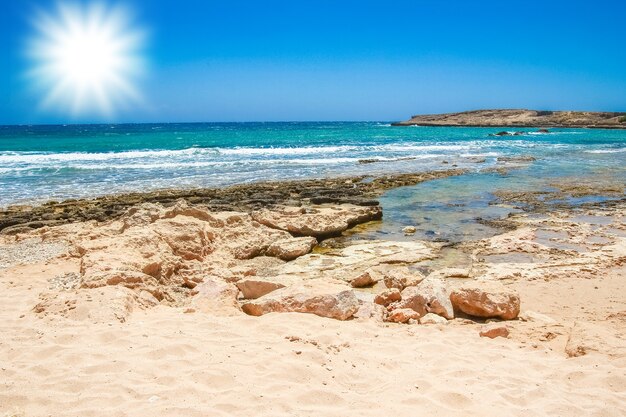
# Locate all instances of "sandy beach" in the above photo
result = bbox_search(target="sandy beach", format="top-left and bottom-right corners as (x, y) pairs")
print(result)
(2, 0), (625, 415)
(1, 174), (624, 417)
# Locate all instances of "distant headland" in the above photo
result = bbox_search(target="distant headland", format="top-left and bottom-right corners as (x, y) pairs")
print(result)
(392, 109), (626, 129)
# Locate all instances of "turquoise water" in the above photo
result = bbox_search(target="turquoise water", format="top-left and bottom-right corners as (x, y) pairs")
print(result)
(1, 123), (625, 213)
(356, 171), (623, 243)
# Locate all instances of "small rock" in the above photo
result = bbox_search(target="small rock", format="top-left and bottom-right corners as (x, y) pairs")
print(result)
(350, 271), (377, 288)
(402, 226), (416, 234)
(479, 323), (509, 339)
(386, 308), (420, 324)
(236, 276), (297, 299)
(419, 313), (448, 325)
(374, 288), (402, 306)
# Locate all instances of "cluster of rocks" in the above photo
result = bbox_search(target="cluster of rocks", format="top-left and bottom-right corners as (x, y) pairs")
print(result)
(26, 199), (522, 334)
(460, 202), (626, 284)
(489, 129), (549, 137)
(30, 200), (381, 313)
(491, 181), (625, 213)
(372, 271), (519, 326)
(227, 255), (520, 329)
(22, 195), (625, 358)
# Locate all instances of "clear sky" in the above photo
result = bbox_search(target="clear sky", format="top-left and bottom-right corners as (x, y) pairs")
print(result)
(1, 0), (625, 124)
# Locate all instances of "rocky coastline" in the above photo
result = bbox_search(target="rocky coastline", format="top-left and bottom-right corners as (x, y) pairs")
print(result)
(1, 169), (625, 416)
(1, 169), (623, 332)
(392, 109), (626, 129)
(0, 169), (467, 235)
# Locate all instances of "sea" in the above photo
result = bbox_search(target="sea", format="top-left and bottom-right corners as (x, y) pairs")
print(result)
(1, 122), (625, 241)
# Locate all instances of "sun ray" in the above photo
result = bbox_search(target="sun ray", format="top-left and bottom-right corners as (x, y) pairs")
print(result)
(27, 1), (146, 118)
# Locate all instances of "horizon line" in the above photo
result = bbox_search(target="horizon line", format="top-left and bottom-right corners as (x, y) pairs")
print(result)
(1, 120), (394, 127)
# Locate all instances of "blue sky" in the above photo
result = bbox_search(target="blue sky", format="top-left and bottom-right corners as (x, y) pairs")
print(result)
(1, 0), (625, 124)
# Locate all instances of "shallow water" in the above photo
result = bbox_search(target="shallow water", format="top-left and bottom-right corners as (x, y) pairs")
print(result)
(368, 173), (522, 242)
(357, 166), (624, 243)
(481, 253), (540, 264)
(533, 230), (588, 253)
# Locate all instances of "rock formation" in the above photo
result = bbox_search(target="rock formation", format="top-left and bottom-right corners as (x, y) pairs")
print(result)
(393, 109), (626, 129)
(450, 284), (520, 320)
(240, 278), (360, 320)
(390, 278), (454, 320)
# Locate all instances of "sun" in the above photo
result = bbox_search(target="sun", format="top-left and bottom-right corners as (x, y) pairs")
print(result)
(28, 2), (146, 118)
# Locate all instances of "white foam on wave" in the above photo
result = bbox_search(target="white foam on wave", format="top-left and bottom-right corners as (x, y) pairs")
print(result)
(460, 152), (499, 158)
(216, 146), (360, 156)
(0, 148), (216, 164)
(584, 148), (626, 154)
(0, 157), (367, 172)
(357, 154), (440, 161)
(217, 144), (470, 155)
(0, 143), (476, 165)
(1, 140), (603, 175)
(379, 144), (470, 152)
(476, 140), (577, 150)
(0, 146), (367, 163)
(0, 167), (29, 174)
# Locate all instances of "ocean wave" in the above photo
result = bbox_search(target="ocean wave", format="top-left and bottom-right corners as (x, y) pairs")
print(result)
(0, 143), (477, 164)
(218, 144), (471, 155)
(584, 148), (626, 154)
(0, 157), (367, 172)
(0, 146), (360, 163)
(0, 148), (217, 163)
(459, 152), (499, 158)
(0, 141), (607, 173)
(377, 144), (471, 152)
(216, 146), (360, 156)
(0, 152), (472, 173)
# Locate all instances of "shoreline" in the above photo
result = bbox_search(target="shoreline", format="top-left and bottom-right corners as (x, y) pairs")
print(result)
(0, 169), (468, 234)
(2, 166), (624, 238)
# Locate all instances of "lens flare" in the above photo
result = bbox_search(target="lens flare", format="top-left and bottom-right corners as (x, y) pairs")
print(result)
(27, 2), (146, 118)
